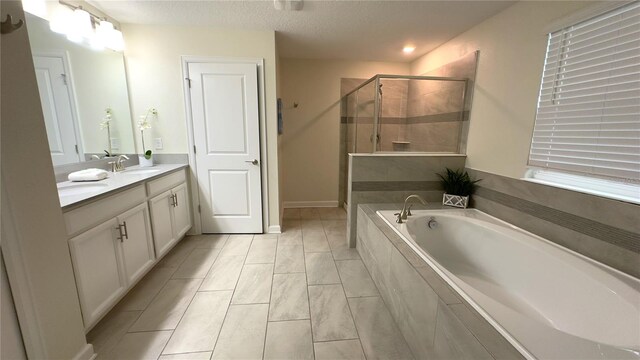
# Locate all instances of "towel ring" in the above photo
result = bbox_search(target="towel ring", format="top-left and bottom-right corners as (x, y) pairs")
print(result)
(1, 14), (24, 35)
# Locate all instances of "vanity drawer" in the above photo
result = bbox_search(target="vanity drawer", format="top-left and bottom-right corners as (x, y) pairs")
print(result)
(64, 185), (147, 237)
(146, 169), (186, 197)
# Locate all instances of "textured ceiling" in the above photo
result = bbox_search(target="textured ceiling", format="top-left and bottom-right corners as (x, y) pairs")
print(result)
(89, 0), (515, 62)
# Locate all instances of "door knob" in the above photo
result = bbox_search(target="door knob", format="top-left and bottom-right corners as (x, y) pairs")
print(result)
(245, 159), (259, 165)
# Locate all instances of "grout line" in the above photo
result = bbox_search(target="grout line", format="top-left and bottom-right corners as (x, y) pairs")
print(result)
(158, 349), (213, 356)
(326, 218), (368, 360)
(170, 234), (252, 359)
(267, 317), (311, 323)
(156, 278), (204, 356)
(311, 338), (363, 344)
(258, 236), (273, 359)
(125, 329), (178, 335)
(302, 219), (316, 349)
(211, 235), (256, 357)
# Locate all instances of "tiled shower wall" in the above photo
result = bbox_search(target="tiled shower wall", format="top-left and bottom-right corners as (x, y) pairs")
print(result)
(406, 50), (478, 153)
(338, 51), (478, 206)
(468, 169), (640, 278)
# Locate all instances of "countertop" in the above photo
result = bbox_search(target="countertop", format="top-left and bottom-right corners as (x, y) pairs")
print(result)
(57, 164), (188, 210)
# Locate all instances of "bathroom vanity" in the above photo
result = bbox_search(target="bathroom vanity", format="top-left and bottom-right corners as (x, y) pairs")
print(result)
(58, 165), (191, 330)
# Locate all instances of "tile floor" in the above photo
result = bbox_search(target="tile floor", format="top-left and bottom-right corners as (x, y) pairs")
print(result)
(88, 207), (413, 360)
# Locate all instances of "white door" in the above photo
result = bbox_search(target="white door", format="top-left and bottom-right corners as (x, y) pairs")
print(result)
(188, 62), (263, 233)
(117, 203), (155, 285)
(33, 55), (81, 166)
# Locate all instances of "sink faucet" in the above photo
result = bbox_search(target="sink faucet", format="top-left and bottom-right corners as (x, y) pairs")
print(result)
(395, 194), (428, 224)
(108, 155), (129, 172)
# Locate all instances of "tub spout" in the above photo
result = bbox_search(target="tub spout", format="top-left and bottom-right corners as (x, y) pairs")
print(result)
(397, 194), (428, 223)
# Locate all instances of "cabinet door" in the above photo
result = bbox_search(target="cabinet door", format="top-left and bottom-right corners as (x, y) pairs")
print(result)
(69, 218), (125, 328)
(172, 183), (192, 239)
(149, 190), (176, 258)
(117, 203), (155, 286)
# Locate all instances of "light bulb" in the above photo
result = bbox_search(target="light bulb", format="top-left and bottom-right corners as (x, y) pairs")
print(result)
(49, 4), (73, 34)
(403, 46), (416, 54)
(91, 20), (114, 50)
(21, 0), (46, 18)
(108, 29), (125, 51)
(67, 8), (92, 43)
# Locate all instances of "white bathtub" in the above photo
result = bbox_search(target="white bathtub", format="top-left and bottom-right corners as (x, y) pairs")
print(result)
(377, 209), (640, 360)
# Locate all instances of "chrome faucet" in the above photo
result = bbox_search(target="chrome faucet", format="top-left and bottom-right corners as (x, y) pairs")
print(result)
(395, 194), (428, 224)
(109, 155), (129, 172)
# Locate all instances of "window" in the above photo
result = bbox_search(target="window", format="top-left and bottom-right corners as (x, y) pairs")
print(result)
(527, 1), (640, 203)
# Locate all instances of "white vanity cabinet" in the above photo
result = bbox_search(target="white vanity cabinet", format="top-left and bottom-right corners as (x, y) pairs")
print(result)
(63, 167), (192, 331)
(147, 171), (191, 258)
(67, 198), (155, 328)
(68, 218), (126, 329)
(117, 203), (156, 284)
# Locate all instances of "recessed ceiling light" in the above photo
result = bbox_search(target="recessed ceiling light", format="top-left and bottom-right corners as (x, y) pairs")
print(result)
(403, 46), (416, 54)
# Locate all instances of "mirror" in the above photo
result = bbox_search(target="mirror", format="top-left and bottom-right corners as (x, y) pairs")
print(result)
(25, 13), (135, 166)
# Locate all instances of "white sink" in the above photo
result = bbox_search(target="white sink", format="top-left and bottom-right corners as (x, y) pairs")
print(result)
(58, 182), (110, 197)
(123, 168), (161, 175)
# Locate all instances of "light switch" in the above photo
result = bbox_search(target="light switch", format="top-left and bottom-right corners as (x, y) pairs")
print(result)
(154, 138), (163, 150)
(110, 138), (120, 150)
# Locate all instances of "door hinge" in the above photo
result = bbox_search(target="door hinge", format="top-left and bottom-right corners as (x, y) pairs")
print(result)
(185, 77), (191, 88)
(193, 145), (197, 154)
(198, 204), (201, 213)
(74, 144), (79, 154)
(61, 74), (67, 85)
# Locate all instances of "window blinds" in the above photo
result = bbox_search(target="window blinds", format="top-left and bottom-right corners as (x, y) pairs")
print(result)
(529, 1), (640, 182)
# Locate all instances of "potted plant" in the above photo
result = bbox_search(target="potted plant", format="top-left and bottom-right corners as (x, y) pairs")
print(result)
(137, 107), (157, 167)
(437, 168), (480, 209)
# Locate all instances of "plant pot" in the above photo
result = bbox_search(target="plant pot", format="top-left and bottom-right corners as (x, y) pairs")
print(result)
(138, 155), (154, 167)
(442, 193), (469, 208)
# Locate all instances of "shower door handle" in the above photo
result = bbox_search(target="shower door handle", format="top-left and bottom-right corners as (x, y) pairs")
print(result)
(245, 159), (259, 165)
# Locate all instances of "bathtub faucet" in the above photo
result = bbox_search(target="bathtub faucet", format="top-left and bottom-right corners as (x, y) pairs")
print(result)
(395, 194), (428, 223)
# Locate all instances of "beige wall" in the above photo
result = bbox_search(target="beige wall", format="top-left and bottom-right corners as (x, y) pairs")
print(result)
(280, 58), (410, 205)
(122, 24), (281, 229)
(1, 1), (92, 358)
(410, 1), (599, 179)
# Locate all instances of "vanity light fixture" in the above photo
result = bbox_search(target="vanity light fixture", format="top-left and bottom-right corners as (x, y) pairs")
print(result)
(47, 1), (125, 51)
(109, 28), (125, 52)
(94, 19), (123, 50)
(403, 45), (416, 54)
(48, 3), (73, 35)
(274, 0), (303, 11)
(66, 7), (92, 43)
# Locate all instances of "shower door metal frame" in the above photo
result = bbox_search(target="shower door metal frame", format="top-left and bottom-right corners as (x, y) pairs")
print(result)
(372, 77), (380, 152)
(343, 74), (469, 154)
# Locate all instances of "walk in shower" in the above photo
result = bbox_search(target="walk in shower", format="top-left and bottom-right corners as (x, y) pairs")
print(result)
(338, 73), (473, 206)
(341, 74), (470, 154)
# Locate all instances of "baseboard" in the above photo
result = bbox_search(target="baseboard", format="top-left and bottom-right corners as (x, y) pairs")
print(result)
(73, 344), (95, 360)
(283, 201), (339, 208)
(268, 225), (282, 234)
(280, 204), (285, 224)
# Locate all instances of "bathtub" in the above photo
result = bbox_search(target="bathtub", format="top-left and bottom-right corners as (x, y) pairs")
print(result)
(377, 209), (640, 360)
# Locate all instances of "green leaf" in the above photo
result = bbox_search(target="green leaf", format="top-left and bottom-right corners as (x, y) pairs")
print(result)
(436, 168), (481, 196)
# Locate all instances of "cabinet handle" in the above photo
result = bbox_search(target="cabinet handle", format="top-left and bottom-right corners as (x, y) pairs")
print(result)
(174, 193), (179, 207)
(116, 223), (125, 242)
(170, 194), (176, 207)
(122, 221), (129, 240)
